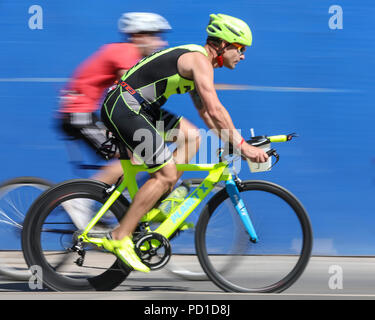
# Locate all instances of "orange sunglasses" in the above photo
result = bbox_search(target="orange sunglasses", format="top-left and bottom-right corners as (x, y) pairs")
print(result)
(232, 43), (246, 55)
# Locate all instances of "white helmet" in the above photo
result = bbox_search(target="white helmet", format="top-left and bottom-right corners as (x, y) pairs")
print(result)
(118, 12), (171, 34)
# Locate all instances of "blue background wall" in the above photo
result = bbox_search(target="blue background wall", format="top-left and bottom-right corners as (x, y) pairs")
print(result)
(0, 1), (374, 255)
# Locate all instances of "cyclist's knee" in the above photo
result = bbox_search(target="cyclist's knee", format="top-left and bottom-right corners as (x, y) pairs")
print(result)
(154, 162), (178, 193)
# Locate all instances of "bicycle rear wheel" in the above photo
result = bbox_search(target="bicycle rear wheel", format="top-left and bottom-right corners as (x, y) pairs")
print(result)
(195, 180), (313, 293)
(0, 177), (53, 280)
(22, 179), (130, 291)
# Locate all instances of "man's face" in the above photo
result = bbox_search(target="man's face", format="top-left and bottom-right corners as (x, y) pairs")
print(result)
(131, 33), (168, 57)
(222, 43), (246, 69)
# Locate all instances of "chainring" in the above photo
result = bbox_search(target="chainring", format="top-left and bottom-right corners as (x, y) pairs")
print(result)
(133, 232), (171, 270)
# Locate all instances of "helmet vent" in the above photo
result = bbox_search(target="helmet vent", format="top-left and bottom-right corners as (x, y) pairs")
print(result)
(213, 23), (222, 31)
(225, 25), (240, 37)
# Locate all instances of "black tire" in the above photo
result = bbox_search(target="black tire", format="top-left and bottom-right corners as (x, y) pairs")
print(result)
(0, 177), (53, 280)
(195, 180), (313, 293)
(22, 179), (131, 291)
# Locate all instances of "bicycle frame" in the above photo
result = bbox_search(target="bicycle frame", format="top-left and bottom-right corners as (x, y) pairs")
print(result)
(78, 133), (294, 245)
(79, 159), (259, 245)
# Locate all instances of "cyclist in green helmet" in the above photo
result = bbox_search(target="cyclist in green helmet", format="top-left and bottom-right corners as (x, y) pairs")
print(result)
(205, 13), (252, 67)
(99, 13), (268, 272)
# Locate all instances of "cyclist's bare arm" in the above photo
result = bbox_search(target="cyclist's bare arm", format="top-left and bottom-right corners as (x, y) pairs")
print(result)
(189, 89), (219, 134)
(190, 89), (247, 153)
(180, 52), (268, 163)
(190, 89), (249, 153)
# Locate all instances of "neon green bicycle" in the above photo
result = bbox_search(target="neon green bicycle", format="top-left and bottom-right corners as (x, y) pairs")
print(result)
(22, 133), (313, 292)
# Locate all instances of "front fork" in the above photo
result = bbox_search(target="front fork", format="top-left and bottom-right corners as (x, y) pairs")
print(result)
(225, 178), (259, 243)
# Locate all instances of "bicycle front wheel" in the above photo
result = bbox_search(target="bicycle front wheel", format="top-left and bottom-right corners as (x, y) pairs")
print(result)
(0, 177), (53, 280)
(195, 180), (313, 293)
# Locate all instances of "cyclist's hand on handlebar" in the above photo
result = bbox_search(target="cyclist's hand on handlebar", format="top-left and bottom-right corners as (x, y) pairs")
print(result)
(241, 143), (269, 163)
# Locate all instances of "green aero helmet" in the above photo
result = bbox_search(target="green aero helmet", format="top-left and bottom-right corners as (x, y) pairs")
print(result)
(206, 13), (252, 46)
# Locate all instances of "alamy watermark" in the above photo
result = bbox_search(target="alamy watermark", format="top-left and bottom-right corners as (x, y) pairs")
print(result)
(28, 265), (43, 290)
(26, 5), (344, 31)
(328, 5), (343, 30)
(328, 265), (343, 290)
(28, 5), (43, 30)
(131, 123), (245, 171)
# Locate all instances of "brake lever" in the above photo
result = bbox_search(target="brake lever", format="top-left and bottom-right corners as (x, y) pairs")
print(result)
(267, 148), (277, 157)
(287, 133), (299, 140)
(267, 149), (280, 168)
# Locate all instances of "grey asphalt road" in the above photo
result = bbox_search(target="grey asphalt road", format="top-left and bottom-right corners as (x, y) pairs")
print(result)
(1, 255), (375, 300)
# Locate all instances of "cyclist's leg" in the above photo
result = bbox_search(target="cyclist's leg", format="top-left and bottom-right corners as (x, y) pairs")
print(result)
(159, 110), (201, 178)
(111, 161), (178, 240)
(91, 159), (123, 185)
(100, 96), (181, 271)
(170, 118), (201, 175)
(57, 112), (120, 229)
(101, 104), (180, 239)
(59, 112), (121, 183)
(101, 159), (177, 273)
(59, 112), (108, 154)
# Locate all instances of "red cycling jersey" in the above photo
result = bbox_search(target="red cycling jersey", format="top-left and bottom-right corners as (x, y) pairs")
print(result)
(59, 42), (141, 113)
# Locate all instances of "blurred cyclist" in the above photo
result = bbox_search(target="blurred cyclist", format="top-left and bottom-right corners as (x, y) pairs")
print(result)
(57, 12), (171, 184)
(56, 13), (171, 228)
(99, 13), (269, 272)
